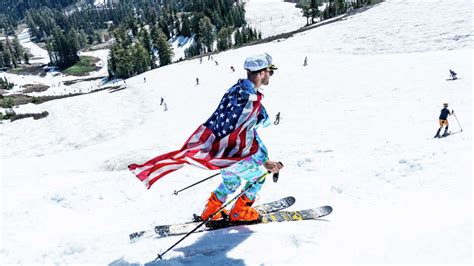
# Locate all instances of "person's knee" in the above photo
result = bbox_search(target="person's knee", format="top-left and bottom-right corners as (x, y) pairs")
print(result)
(223, 178), (241, 193)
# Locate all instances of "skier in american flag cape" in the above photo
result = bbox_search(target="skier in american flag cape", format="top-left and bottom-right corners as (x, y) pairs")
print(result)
(128, 53), (284, 222)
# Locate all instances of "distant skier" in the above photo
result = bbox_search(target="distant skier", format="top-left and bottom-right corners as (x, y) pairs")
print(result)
(215, 61), (219, 66)
(163, 102), (168, 111)
(303, 56), (308, 66)
(230, 66), (235, 72)
(144, 77), (146, 83)
(449, 69), (457, 80)
(160, 97), (164, 106)
(196, 77), (199, 85)
(200, 57), (203, 64)
(434, 103), (454, 138)
(128, 53), (283, 223)
(274, 112), (281, 125)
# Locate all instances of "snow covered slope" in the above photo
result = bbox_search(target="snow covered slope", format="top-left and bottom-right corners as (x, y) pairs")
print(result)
(245, 0), (307, 38)
(1, 0), (472, 264)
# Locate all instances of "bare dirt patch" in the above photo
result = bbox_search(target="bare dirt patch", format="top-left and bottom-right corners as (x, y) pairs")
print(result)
(8, 64), (47, 77)
(21, 83), (50, 93)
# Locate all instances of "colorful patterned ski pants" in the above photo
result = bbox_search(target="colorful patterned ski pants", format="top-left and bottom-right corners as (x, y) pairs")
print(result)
(213, 152), (267, 202)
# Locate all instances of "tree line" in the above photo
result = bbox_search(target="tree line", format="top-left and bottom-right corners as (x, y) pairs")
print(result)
(108, 0), (262, 79)
(1, 0), (262, 78)
(298, 0), (382, 26)
(0, 36), (28, 69)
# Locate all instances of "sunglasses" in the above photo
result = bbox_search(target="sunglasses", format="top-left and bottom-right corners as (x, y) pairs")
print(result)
(267, 69), (274, 76)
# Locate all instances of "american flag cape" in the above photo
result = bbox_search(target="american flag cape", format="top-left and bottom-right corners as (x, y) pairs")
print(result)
(128, 79), (269, 189)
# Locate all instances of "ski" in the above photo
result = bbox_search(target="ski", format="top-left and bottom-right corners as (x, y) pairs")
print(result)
(253, 196), (295, 214)
(434, 131), (463, 139)
(260, 205), (332, 223)
(153, 205), (332, 238)
(129, 196), (295, 241)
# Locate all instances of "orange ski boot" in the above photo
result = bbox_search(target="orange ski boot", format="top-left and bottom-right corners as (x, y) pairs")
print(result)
(200, 192), (229, 221)
(229, 194), (260, 222)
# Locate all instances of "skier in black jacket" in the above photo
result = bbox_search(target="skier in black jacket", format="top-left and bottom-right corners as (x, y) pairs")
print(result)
(449, 69), (457, 80)
(434, 103), (454, 138)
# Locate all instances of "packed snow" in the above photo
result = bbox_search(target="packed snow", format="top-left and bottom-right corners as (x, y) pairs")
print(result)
(17, 28), (50, 65)
(245, 0), (307, 38)
(1, 0), (472, 264)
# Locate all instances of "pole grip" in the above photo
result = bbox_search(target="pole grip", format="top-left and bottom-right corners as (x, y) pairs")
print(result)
(272, 162), (284, 183)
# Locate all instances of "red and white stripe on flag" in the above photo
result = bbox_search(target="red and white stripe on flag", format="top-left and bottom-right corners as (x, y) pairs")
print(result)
(128, 94), (262, 189)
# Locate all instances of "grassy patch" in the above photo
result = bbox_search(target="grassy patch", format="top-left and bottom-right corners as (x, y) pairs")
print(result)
(63, 56), (100, 76)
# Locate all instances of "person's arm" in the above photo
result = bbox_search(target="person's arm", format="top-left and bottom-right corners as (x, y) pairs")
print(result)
(252, 135), (283, 173)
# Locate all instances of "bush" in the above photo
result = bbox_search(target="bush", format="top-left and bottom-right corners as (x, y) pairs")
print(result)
(8, 110), (48, 122)
(34, 111), (49, 119)
(1, 98), (15, 108)
(0, 77), (14, 90)
(3, 108), (16, 119)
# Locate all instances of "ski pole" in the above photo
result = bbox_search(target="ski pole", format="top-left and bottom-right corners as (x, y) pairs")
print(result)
(154, 171), (274, 261)
(173, 172), (220, 195)
(453, 113), (463, 132)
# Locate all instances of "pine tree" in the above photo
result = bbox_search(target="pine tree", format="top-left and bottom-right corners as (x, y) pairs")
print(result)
(198, 16), (214, 53)
(115, 47), (131, 78)
(180, 14), (192, 37)
(335, 0), (346, 15)
(153, 26), (173, 67)
(184, 40), (202, 58)
(217, 27), (232, 51)
(3, 37), (17, 68)
(107, 45), (119, 78)
(11, 37), (23, 65)
(48, 26), (79, 68)
(66, 30), (79, 67)
(139, 26), (154, 69)
(132, 42), (150, 75)
(23, 52), (30, 64)
(78, 29), (88, 49)
(158, 17), (171, 39)
(301, 5), (311, 26)
(45, 38), (55, 64)
(26, 12), (40, 41)
(0, 52), (4, 68)
(2, 49), (12, 68)
(234, 29), (242, 46)
(310, 0), (320, 24)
